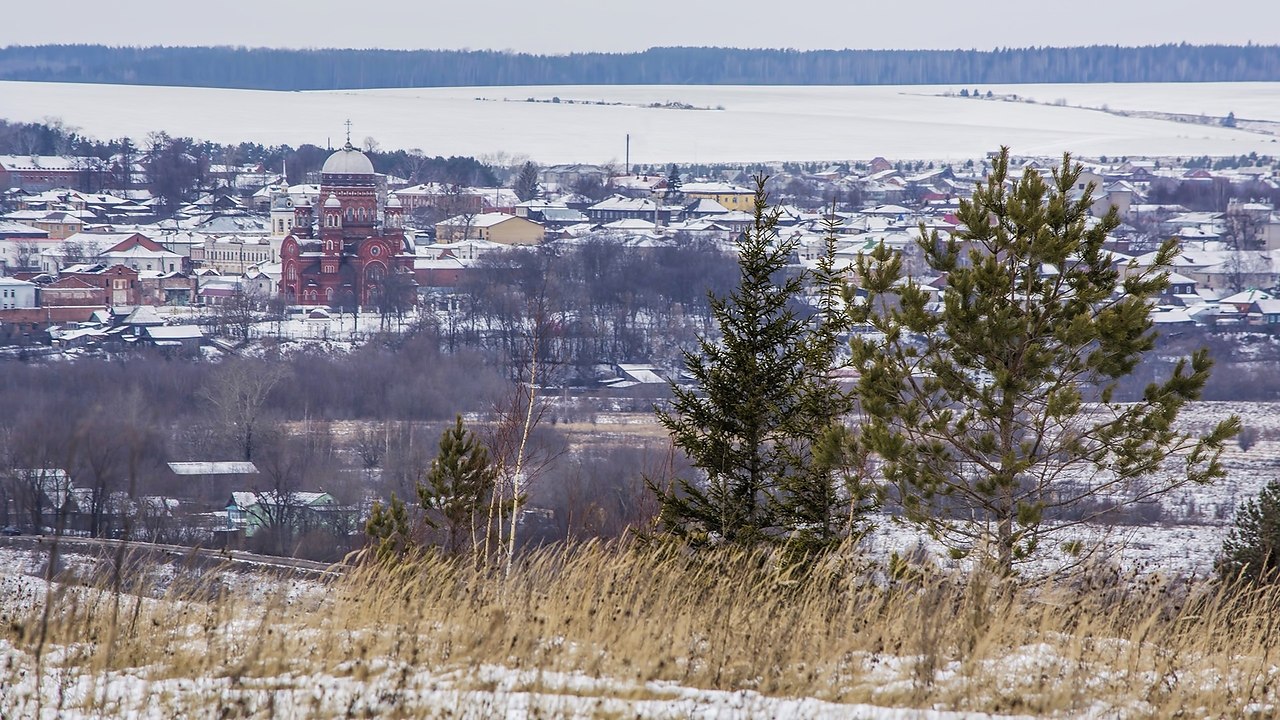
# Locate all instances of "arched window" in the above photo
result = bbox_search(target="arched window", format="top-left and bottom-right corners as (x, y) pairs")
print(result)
(325, 287), (334, 302)
(345, 208), (354, 223)
(357, 207), (366, 222)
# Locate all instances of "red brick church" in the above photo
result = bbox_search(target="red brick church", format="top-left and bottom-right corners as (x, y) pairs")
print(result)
(279, 140), (414, 307)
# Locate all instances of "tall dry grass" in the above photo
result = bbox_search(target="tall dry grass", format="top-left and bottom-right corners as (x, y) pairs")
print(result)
(4, 542), (1280, 717)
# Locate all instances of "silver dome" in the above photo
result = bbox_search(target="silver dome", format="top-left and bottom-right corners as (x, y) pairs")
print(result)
(321, 143), (375, 176)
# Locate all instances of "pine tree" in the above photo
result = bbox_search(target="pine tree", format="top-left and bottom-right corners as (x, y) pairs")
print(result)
(513, 161), (540, 202)
(365, 493), (411, 564)
(653, 178), (868, 547)
(417, 415), (496, 554)
(1220, 480), (1280, 584)
(848, 147), (1239, 574)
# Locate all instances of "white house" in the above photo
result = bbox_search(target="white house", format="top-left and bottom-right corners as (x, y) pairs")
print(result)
(0, 277), (37, 309)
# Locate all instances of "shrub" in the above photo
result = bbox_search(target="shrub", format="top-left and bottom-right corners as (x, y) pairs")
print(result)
(1238, 425), (1261, 452)
(1220, 479), (1280, 583)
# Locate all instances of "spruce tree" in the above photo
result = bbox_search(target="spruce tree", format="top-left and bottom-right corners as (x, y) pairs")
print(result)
(513, 161), (540, 202)
(653, 179), (868, 547)
(665, 164), (683, 202)
(848, 147), (1239, 574)
(775, 212), (878, 551)
(417, 415), (496, 554)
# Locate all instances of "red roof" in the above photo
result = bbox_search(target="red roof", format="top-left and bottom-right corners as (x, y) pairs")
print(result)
(103, 233), (166, 253)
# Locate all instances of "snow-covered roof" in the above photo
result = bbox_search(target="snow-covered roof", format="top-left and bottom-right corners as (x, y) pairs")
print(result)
(0, 220), (50, 237)
(229, 490), (335, 509)
(588, 195), (658, 212)
(437, 212), (530, 229)
(1221, 288), (1274, 305)
(602, 219), (659, 231)
(617, 364), (666, 384)
(0, 155), (87, 171)
(168, 461), (259, 476)
(145, 325), (204, 341)
(684, 198), (729, 214)
(122, 305), (165, 326)
(681, 181), (752, 194)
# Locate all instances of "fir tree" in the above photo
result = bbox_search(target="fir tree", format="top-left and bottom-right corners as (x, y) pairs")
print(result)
(417, 415), (496, 554)
(1220, 479), (1280, 584)
(665, 164), (683, 202)
(653, 179), (868, 547)
(513, 161), (540, 202)
(775, 211), (878, 552)
(848, 147), (1239, 574)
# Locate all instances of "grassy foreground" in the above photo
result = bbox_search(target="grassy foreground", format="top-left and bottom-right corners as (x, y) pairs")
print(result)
(3, 543), (1279, 718)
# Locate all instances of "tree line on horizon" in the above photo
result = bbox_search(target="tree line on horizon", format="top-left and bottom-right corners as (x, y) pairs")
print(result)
(1, 44), (1278, 90)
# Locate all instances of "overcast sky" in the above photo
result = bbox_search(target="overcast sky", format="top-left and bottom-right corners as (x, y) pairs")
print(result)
(1, 1), (1276, 53)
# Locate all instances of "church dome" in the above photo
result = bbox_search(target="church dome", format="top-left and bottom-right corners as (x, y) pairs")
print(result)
(324, 193), (341, 208)
(322, 143), (375, 176)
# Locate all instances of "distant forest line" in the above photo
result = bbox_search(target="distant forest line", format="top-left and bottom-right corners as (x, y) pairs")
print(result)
(1, 44), (1278, 91)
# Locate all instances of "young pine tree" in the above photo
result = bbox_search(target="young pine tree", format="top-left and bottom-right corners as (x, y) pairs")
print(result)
(848, 147), (1239, 574)
(417, 415), (496, 554)
(365, 493), (411, 564)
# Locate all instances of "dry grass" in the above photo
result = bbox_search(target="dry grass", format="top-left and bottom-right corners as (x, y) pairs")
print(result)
(3, 543), (1280, 718)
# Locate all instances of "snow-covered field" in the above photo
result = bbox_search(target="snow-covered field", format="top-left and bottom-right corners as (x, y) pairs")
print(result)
(3, 81), (1279, 163)
(859, 400), (1278, 578)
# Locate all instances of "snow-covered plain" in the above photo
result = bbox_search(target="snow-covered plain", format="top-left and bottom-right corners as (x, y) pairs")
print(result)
(3, 81), (1279, 163)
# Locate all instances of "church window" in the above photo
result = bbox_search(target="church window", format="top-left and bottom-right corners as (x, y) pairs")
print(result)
(345, 208), (354, 222)
(325, 287), (334, 302)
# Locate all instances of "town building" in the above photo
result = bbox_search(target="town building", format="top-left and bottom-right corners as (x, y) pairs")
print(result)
(679, 181), (755, 212)
(435, 212), (545, 245)
(0, 155), (100, 192)
(0, 277), (37, 309)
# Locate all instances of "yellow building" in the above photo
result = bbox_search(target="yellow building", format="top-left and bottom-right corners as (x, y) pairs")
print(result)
(435, 213), (544, 245)
(680, 181), (755, 212)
